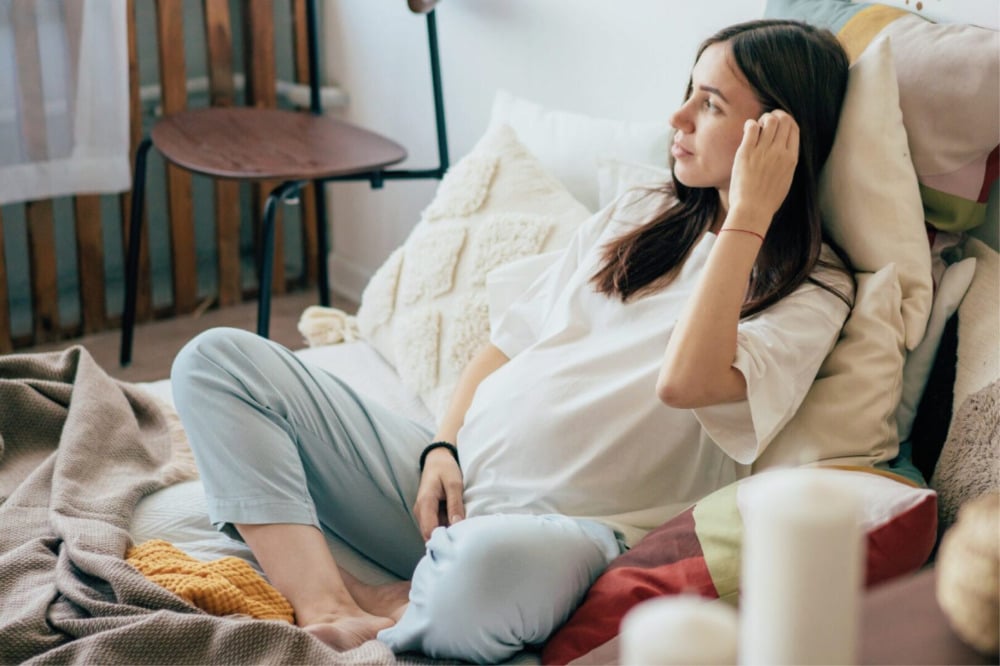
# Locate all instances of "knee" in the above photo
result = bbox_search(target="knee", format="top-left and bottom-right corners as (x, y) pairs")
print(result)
(396, 525), (528, 662)
(170, 327), (265, 404)
(172, 328), (256, 385)
(399, 515), (616, 662)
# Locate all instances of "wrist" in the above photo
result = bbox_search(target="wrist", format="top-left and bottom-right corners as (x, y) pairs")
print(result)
(419, 441), (459, 471)
(724, 205), (772, 234)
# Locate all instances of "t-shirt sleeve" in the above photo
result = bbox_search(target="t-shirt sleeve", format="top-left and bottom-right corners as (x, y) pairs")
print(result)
(692, 266), (853, 465)
(485, 251), (560, 357)
(486, 199), (623, 359)
(488, 188), (672, 359)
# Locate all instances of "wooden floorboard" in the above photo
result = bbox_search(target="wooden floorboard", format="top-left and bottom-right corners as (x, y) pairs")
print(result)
(14, 290), (357, 384)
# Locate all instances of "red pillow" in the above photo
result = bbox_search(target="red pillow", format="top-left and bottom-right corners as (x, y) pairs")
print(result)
(543, 467), (937, 665)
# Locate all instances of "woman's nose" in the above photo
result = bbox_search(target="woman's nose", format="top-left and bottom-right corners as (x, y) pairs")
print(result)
(670, 102), (693, 133)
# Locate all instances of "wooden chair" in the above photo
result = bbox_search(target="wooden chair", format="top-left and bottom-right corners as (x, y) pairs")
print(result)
(119, 0), (448, 366)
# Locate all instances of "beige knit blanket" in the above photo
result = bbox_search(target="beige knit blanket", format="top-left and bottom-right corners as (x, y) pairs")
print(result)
(0, 346), (395, 664)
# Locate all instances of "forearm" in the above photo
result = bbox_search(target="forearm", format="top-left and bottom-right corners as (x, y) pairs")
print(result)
(657, 209), (768, 408)
(433, 342), (510, 444)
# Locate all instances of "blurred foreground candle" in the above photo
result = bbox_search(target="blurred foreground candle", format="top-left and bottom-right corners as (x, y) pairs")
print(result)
(739, 469), (864, 665)
(620, 595), (739, 665)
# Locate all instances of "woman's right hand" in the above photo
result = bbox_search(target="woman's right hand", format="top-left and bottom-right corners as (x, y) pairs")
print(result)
(413, 449), (465, 541)
(727, 109), (800, 231)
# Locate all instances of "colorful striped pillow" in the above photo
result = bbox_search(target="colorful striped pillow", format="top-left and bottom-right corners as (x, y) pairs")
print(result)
(542, 467), (937, 665)
(765, 0), (1000, 233)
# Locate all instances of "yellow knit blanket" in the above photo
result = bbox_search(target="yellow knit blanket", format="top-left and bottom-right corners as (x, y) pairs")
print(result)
(125, 540), (294, 623)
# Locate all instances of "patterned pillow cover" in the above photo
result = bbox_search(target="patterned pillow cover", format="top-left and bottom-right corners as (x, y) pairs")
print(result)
(355, 124), (591, 420)
(542, 467), (937, 665)
(765, 0), (1000, 233)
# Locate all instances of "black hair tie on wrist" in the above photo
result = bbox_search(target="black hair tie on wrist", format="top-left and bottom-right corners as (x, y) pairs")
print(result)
(419, 442), (459, 472)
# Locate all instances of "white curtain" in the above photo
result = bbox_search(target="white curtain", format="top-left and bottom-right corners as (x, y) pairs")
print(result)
(0, 0), (129, 205)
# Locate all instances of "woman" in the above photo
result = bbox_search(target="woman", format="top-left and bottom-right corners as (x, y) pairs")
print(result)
(172, 19), (853, 663)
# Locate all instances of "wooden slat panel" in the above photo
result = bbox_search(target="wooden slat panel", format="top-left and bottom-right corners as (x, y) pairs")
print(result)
(213, 178), (242, 307)
(203, 0), (237, 107)
(203, 0), (242, 307)
(0, 208), (12, 354)
(245, 0), (286, 296)
(244, 0), (278, 109)
(26, 201), (60, 342)
(73, 196), (107, 333)
(292, 0), (318, 288)
(120, 0), (153, 322)
(156, 0), (198, 314)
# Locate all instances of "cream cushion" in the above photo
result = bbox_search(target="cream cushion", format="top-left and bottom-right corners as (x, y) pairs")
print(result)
(819, 37), (931, 351)
(754, 264), (906, 471)
(355, 124), (591, 420)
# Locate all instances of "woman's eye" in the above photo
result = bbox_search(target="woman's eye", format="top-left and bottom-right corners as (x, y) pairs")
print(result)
(702, 98), (718, 112)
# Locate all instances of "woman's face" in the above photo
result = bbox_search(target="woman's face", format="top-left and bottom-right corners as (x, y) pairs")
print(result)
(669, 42), (765, 205)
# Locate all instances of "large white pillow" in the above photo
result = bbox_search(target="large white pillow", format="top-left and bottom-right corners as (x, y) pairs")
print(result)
(597, 157), (672, 210)
(819, 37), (932, 351)
(754, 264), (907, 471)
(355, 124), (591, 420)
(489, 89), (672, 212)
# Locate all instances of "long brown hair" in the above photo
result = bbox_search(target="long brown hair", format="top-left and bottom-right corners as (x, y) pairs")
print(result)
(592, 20), (853, 316)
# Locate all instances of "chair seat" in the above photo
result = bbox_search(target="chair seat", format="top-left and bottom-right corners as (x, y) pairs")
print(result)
(150, 107), (408, 181)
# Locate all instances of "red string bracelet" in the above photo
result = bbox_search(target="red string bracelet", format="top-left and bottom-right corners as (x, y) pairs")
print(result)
(719, 228), (765, 242)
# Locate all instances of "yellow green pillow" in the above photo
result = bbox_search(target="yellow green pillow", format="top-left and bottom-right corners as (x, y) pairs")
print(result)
(766, 0), (999, 233)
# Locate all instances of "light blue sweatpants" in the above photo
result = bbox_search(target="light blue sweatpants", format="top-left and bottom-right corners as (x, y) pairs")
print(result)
(171, 328), (623, 663)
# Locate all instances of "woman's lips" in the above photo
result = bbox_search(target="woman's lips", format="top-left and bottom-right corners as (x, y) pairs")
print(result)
(671, 142), (692, 159)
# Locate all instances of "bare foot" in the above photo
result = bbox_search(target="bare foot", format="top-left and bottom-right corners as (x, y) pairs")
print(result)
(366, 581), (411, 621)
(339, 569), (412, 621)
(303, 610), (395, 650)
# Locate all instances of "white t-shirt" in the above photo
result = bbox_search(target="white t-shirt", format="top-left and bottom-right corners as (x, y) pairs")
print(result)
(456, 192), (853, 546)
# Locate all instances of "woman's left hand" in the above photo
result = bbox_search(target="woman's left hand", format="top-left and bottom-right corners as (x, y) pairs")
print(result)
(413, 448), (465, 541)
(727, 110), (800, 230)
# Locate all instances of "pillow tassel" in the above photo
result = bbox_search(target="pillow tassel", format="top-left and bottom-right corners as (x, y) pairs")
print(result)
(297, 306), (361, 347)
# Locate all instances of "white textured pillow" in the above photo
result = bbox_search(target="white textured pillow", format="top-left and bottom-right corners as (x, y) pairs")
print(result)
(489, 90), (672, 212)
(954, 238), (1000, 412)
(596, 158), (673, 210)
(356, 124), (591, 420)
(819, 37), (932, 351)
(896, 257), (977, 442)
(754, 264), (906, 471)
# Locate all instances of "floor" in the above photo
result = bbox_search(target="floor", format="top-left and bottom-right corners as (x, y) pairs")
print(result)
(16, 290), (358, 384)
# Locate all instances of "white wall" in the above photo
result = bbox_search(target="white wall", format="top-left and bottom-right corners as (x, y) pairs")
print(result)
(320, 0), (761, 301)
(321, 0), (999, 302)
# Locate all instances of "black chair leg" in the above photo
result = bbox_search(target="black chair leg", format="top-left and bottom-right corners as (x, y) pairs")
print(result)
(120, 137), (154, 367)
(313, 180), (330, 307)
(258, 181), (304, 339)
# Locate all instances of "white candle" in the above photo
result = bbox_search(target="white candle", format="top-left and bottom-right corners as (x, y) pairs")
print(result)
(620, 595), (739, 665)
(739, 468), (864, 665)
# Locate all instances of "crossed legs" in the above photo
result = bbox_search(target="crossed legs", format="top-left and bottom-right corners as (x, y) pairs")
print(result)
(171, 328), (431, 647)
(171, 328), (624, 661)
